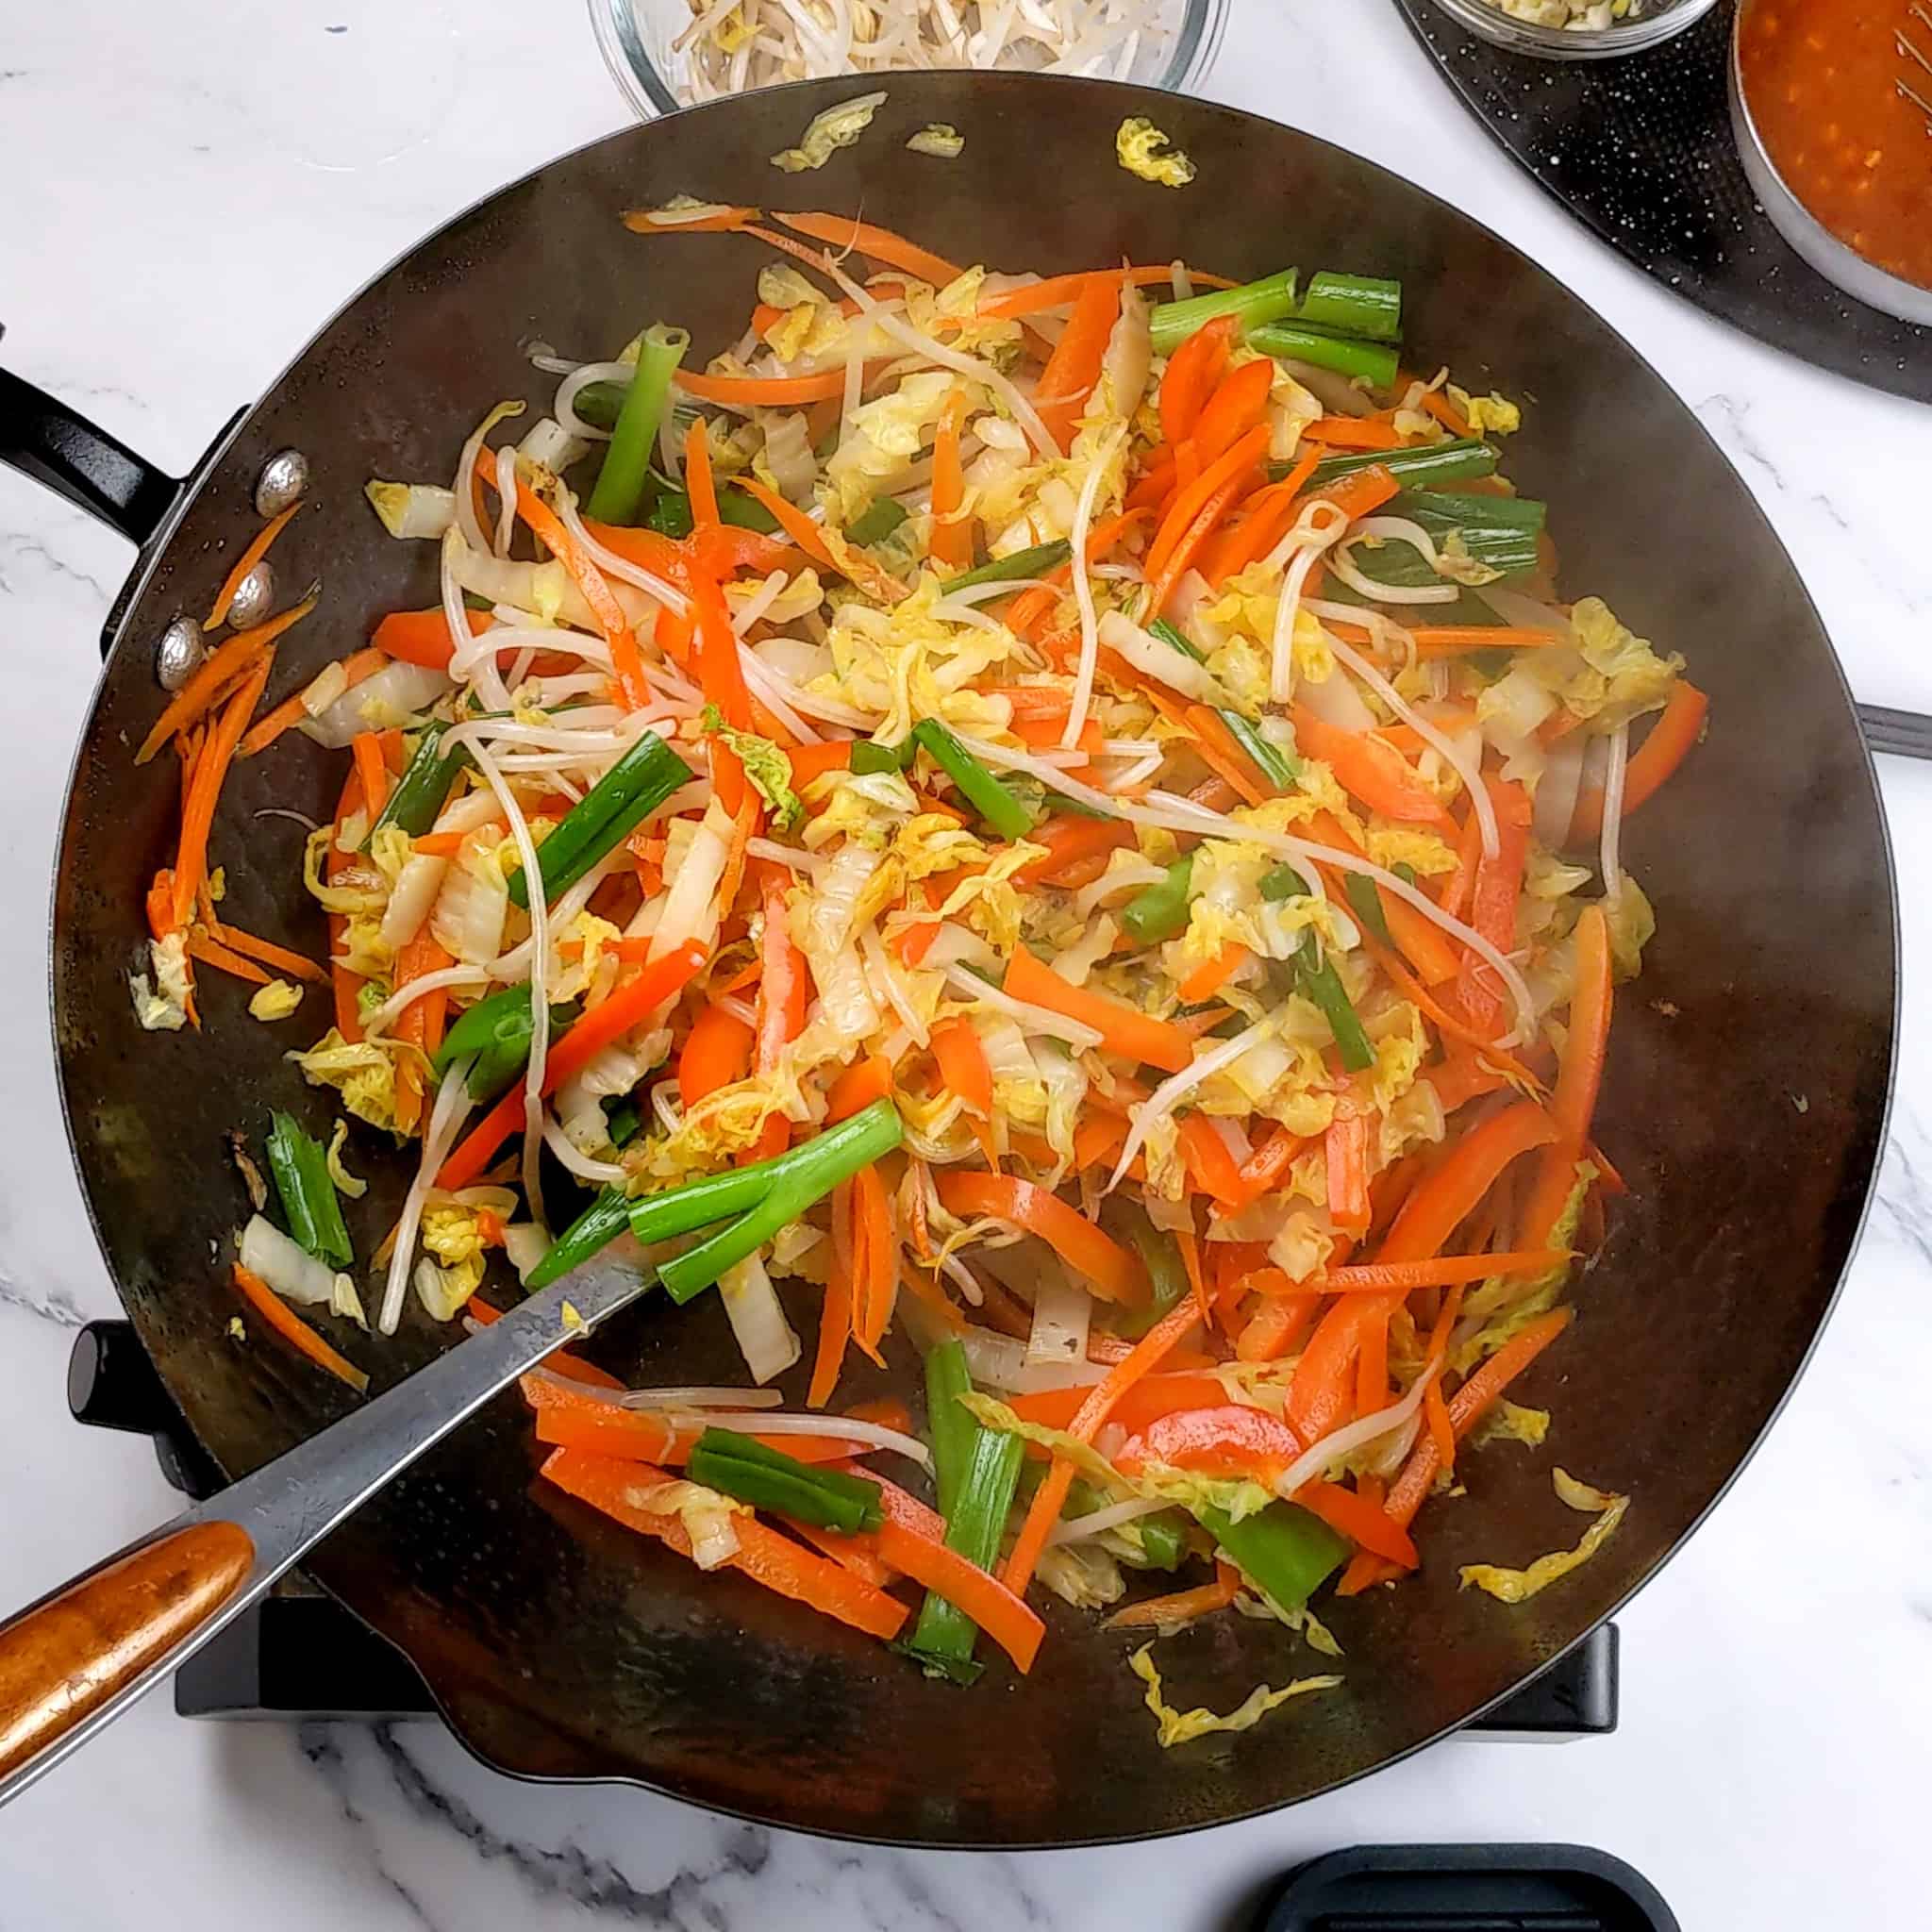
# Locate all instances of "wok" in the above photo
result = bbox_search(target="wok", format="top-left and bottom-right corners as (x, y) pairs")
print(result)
(0, 74), (1895, 1845)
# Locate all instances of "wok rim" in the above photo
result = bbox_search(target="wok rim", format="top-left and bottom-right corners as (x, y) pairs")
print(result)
(44, 72), (1903, 1845)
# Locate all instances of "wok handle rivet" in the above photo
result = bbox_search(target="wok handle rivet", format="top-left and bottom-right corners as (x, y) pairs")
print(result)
(155, 616), (207, 692)
(254, 449), (308, 520)
(225, 559), (275, 633)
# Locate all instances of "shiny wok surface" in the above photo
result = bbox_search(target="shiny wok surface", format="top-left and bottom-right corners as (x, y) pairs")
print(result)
(50, 75), (1894, 1843)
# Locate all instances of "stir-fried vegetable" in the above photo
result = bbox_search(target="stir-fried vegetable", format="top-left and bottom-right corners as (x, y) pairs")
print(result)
(688, 1426), (886, 1533)
(505, 728), (692, 908)
(142, 203), (1706, 1710)
(264, 1111), (354, 1271)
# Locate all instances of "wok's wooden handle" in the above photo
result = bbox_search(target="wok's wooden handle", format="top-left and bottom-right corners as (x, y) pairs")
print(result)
(0, 1523), (255, 1783)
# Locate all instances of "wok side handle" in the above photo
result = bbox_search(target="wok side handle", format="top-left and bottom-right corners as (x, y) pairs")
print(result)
(0, 359), (184, 548)
(0, 1523), (256, 1785)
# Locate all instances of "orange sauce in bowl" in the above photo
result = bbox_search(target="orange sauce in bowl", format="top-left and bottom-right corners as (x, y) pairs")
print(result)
(1739, 0), (1932, 291)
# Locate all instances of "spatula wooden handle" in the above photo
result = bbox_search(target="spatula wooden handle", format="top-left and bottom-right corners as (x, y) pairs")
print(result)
(0, 1522), (255, 1783)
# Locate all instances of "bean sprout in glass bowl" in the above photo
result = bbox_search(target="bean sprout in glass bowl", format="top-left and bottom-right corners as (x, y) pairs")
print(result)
(1422, 0), (1719, 60)
(591, 0), (1229, 117)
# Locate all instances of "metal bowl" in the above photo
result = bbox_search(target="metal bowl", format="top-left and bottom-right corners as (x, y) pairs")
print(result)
(590, 0), (1231, 118)
(1727, 0), (1932, 326)
(1424, 0), (1719, 61)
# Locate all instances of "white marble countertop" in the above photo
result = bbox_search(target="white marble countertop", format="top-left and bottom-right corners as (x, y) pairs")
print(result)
(2, 2), (1928, 1925)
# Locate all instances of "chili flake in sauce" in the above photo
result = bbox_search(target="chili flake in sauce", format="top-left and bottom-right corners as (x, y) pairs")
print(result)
(1739, 0), (1932, 291)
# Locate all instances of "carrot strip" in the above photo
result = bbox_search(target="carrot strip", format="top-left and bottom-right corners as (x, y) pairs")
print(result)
(1380, 887), (1464, 988)
(512, 478), (651, 710)
(197, 921), (326, 985)
(351, 732), (391, 824)
(933, 1171), (1146, 1304)
(1311, 462), (1402, 523)
(135, 597), (315, 765)
(733, 475), (840, 575)
(979, 267), (1232, 319)
(676, 365), (851, 407)
(186, 931), (271, 985)
(1424, 1380), (1456, 1479)
(522, 1376), (852, 1462)
(1015, 814), (1135, 886)
(1517, 901), (1613, 1249)
(678, 1002), (757, 1108)
(1144, 460), (1259, 617)
(1325, 1111), (1372, 1236)
(1002, 1296), (1200, 1598)
(205, 505), (299, 630)
(1219, 1124), (1309, 1216)
(1302, 415), (1404, 450)
(173, 654), (273, 930)
(1337, 1307), (1575, 1595)
(1104, 1565), (1242, 1630)
(438, 941), (707, 1191)
(540, 1448), (907, 1641)
(1190, 359), (1276, 467)
(1308, 1250), (1570, 1292)
(1146, 423), (1272, 580)
(1003, 946), (1194, 1074)
(231, 1262), (367, 1394)
(1419, 387), (1472, 436)
(1158, 313), (1235, 448)
(928, 388), (973, 570)
(1295, 1478), (1419, 1568)
(809, 1234), (854, 1409)
(1291, 704), (1452, 826)
(1235, 1291), (1319, 1362)
(771, 210), (965, 289)
(1410, 626), (1561, 654)
(1453, 778), (1531, 1038)
(930, 1016), (994, 1121)
(1570, 682), (1708, 839)
(1034, 271), (1122, 451)
(1176, 941), (1249, 1006)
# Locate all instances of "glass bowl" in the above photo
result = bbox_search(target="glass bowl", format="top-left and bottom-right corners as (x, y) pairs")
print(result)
(1421, 0), (1721, 60)
(591, 0), (1229, 117)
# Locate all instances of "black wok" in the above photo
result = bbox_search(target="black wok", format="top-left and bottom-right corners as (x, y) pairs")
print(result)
(1, 74), (1895, 1845)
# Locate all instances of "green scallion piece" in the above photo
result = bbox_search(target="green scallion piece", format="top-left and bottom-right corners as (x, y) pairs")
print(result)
(364, 721), (470, 846)
(1247, 323), (1399, 389)
(505, 728), (692, 908)
(1120, 855), (1194, 945)
(1149, 269), (1300, 354)
(942, 541), (1070, 591)
(1293, 270), (1403, 344)
(1306, 438), (1500, 491)
(264, 1112), (353, 1272)
(1195, 1500), (1349, 1614)
(586, 324), (690, 525)
(688, 1427), (885, 1535)
(1148, 617), (1205, 664)
(846, 496), (910, 546)
(653, 1101), (904, 1304)
(851, 738), (915, 776)
(1295, 930), (1375, 1073)
(1219, 710), (1298, 791)
(905, 1343), (1026, 1679)
(1342, 872), (1392, 946)
(910, 718), (1034, 841)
